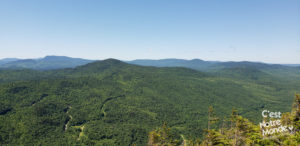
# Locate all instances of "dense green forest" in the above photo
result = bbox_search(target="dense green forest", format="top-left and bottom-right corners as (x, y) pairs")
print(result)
(0, 59), (299, 145)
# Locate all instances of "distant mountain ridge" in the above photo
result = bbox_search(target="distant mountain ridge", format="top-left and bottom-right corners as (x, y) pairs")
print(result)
(0, 58), (20, 65)
(126, 59), (218, 71)
(0, 56), (95, 70)
(126, 59), (298, 71)
(1, 56), (299, 71)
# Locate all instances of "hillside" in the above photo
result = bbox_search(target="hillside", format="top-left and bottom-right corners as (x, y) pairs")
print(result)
(0, 59), (299, 145)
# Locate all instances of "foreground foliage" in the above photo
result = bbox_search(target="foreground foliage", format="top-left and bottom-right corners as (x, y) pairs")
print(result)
(149, 94), (300, 145)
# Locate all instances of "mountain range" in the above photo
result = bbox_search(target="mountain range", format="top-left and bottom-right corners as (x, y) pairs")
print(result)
(1, 56), (300, 71)
(0, 57), (299, 145)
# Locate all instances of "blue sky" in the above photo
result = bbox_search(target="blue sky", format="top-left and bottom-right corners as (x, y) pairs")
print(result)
(0, 0), (299, 63)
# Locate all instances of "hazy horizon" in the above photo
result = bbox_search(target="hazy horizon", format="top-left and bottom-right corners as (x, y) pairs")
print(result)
(1, 55), (300, 65)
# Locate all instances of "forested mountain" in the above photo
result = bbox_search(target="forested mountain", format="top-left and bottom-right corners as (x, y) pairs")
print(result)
(0, 56), (95, 70)
(128, 59), (300, 87)
(0, 59), (299, 145)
